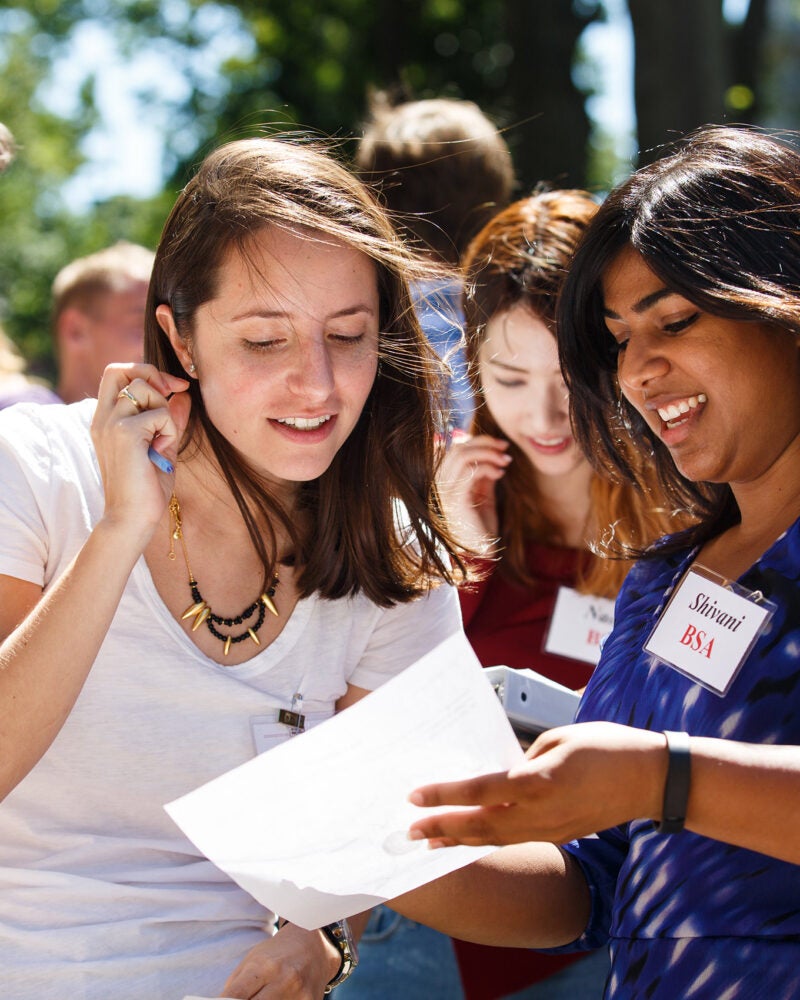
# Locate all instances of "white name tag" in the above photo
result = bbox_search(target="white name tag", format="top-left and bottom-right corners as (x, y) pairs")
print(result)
(544, 586), (615, 665)
(644, 566), (773, 695)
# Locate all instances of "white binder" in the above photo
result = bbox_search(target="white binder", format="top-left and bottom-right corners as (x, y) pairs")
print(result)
(484, 665), (581, 743)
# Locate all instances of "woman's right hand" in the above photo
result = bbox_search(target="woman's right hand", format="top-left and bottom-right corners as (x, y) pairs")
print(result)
(436, 433), (511, 552)
(91, 363), (190, 544)
(408, 722), (666, 848)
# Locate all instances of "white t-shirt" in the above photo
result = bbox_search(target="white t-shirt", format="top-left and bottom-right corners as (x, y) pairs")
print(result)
(0, 400), (462, 999)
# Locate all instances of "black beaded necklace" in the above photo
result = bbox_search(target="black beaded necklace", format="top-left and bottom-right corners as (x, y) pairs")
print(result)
(168, 493), (279, 657)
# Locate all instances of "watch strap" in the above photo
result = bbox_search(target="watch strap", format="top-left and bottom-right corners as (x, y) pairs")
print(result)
(657, 730), (691, 834)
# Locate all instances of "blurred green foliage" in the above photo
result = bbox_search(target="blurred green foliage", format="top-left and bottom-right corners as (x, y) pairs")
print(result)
(4, 0), (765, 378)
(0, 0), (607, 375)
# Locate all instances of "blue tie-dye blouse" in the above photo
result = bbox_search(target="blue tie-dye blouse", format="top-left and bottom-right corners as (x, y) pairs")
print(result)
(556, 519), (800, 999)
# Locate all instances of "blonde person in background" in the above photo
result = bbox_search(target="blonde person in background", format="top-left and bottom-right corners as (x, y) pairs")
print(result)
(337, 96), (514, 999)
(51, 240), (154, 402)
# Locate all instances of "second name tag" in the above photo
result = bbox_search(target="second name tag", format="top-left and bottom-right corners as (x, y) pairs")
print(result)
(544, 586), (615, 665)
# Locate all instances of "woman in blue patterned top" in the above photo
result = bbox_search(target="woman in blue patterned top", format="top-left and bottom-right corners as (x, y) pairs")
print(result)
(391, 125), (800, 1000)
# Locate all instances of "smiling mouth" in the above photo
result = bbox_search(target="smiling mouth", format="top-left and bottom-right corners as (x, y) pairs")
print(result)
(526, 436), (571, 454)
(656, 394), (707, 430)
(276, 415), (332, 430)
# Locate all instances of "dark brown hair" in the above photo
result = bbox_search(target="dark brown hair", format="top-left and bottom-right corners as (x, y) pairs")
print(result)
(145, 135), (464, 605)
(462, 189), (679, 595)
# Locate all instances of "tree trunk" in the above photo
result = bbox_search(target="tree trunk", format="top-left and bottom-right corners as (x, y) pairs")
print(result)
(729, 0), (769, 123)
(503, 0), (596, 190)
(628, 0), (727, 162)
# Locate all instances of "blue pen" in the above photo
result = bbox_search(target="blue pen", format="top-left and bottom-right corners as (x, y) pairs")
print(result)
(147, 445), (174, 475)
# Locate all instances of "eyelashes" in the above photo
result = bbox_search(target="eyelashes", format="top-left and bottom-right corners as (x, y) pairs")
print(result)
(494, 378), (526, 388)
(603, 310), (701, 362)
(243, 332), (369, 352)
(662, 312), (700, 334)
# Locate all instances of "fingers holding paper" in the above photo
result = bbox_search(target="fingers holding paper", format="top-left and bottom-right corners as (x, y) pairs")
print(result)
(408, 721), (667, 848)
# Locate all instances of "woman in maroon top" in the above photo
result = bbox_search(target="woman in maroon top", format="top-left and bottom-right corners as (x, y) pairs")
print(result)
(439, 190), (680, 999)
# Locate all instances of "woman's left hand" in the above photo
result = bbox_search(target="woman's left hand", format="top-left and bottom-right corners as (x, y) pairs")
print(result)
(407, 721), (667, 848)
(222, 922), (340, 999)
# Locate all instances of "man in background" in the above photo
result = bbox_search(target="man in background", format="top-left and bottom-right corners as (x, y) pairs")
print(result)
(52, 240), (154, 403)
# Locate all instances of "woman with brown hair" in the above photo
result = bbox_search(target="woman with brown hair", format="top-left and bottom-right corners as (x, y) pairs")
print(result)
(443, 189), (674, 696)
(0, 135), (466, 999)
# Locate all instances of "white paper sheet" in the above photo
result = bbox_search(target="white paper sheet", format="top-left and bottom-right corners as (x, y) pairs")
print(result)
(165, 632), (525, 929)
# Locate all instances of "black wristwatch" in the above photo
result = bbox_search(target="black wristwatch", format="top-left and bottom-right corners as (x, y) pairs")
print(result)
(320, 918), (359, 992)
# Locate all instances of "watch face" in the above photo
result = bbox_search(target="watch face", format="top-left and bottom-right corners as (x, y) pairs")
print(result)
(322, 918), (359, 990)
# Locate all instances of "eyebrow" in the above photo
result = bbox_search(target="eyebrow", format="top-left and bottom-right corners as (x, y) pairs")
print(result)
(603, 288), (673, 320)
(230, 303), (376, 323)
(486, 357), (529, 374)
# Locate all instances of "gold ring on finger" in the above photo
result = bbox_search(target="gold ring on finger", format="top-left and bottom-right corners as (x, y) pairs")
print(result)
(117, 385), (145, 413)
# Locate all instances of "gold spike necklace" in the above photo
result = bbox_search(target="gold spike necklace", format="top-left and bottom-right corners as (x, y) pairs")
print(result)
(168, 493), (279, 657)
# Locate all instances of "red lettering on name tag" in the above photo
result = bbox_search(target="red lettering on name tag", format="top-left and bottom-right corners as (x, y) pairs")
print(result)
(680, 623), (715, 658)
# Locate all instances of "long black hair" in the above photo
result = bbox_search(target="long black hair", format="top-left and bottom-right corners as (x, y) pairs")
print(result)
(558, 125), (800, 555)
